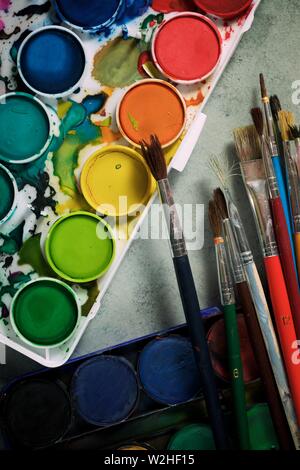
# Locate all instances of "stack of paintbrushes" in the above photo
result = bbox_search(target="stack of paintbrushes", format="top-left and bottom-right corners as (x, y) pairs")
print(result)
(212, 73), (300, 449)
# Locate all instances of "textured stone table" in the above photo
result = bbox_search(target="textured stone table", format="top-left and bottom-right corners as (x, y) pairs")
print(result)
(1, 0), (299, 385)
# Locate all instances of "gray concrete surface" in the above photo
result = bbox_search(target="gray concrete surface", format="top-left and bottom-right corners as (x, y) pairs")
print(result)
(1, 0), (300, 384)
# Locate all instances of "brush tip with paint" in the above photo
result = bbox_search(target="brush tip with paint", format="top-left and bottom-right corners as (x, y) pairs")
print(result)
(140, 134), (167, 181)
(270, 95), (282, 120)
(251, 107), (264, 137)
(278, 110), (295, 142)
(208, 199), (222, 239)
(259, 73), (267, 99)
(213, 188), (228, 221)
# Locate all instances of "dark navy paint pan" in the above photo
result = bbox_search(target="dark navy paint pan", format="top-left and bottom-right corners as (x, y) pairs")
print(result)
(53, 0), (123, 32)
(138, 336), (201, 405)
(71, 355), (139, 426)
(2, 379), (72, 449)
(17, 26), (86, 98)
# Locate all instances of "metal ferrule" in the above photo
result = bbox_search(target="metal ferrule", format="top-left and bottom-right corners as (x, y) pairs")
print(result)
(262, 99), (278, 156)
(214, 239), (235, 306)
(261, 135), (279, 199)
(223, 218), (245, 284)
(157, 179), (187, 258)
(240, 163), (278, 258)
(224, 189), (253, 267)
(283, 141), (300, 232)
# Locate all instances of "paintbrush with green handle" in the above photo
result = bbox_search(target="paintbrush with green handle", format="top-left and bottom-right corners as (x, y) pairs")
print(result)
(208, 199), (250, 450)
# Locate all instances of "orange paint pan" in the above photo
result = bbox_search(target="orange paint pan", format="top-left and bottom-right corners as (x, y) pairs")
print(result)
(116, 79), (186, 148)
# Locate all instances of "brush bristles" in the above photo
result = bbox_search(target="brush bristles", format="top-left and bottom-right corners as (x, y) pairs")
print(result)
(251, 107), (264, 137)
(278, 110), (295, 141)
(270, 95), (281, 120)
(213, 188), (228, 220)
(208, 199), (222, 239)
(233, 125), (261, 162)
(140, 134), (167, 181)
(259, 73), (267, 99)
(290, 124), (300, 139)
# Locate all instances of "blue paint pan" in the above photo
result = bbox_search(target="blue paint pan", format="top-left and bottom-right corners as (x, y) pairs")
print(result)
(52, 0), (122, 32)
(71, 355), (139, 426)
(138, 336), (201, 405)
(17, 26), (86, 98)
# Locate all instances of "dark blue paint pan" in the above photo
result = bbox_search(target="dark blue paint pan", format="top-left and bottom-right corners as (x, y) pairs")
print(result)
(1, 379), (72, 449)
(71, 355), (139, 426)
(138, 336), (201, 405)
(17, 25), (86, 98)
(52, 0), (123, 32)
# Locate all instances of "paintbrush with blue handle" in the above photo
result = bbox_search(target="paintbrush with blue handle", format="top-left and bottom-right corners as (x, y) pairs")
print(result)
(140, 135), (228, 450)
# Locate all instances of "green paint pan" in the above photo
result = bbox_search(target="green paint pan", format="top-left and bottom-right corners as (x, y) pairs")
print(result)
(248, 403), (279, 450)
(10, 277), (80, 348)
(167, 424), (216, 450)
(45, 211), (115, 283)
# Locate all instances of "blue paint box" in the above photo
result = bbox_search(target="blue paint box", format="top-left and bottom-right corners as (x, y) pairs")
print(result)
(0, 307), (226, 449)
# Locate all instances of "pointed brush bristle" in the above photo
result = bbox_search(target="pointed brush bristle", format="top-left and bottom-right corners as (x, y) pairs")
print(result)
(233, 125), (262, 162)
(251, 107), (264, 137)
(213, 188), (228, 220)
(278, 110), (295, 141)
(140, 134), (167, 181)
(259, 73), (267, 99)
(270, 95), (281, 120)
(208, 199), (222, 239)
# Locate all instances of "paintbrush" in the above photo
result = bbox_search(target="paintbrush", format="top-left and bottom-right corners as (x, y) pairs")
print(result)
(208, 197), (250, 450)
(234, 124), (300, 448)
(270, 94), (285, 161)
(251, 107), (300, 426)
(140, 135), (228, 450)
(289, 124), (300, 177)
(209, 151), (299, 446)
(214, 186), (294, 449)
(259, 75), (295, 256)
(252, 107), (300, 334)
(278, 111), (300, 287)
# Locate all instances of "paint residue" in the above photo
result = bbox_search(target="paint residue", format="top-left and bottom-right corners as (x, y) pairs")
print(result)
(185, 89), (205, 107)
(18, 234), (54, 277)
(0, 0), (11, 11)
(92, 37), (144, 88)
(13, 1), (50, 18)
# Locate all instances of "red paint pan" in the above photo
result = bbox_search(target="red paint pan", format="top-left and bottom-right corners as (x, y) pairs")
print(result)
(151, 12), (222, 84)
(193, 0), (253, 19)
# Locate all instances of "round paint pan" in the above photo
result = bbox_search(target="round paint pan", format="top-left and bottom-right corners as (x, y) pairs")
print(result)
(71, 355), (139, 426)
(138, 336), (201, 405)
(52, 0), (123, 32)
(2, 379), (72, 449)
(17, 26), (86, 98)
(168, 424), (216, 450)
(10, 277), (80, 348)
(207, 314), (259, 383)
(193, 0), (253, 19)
(151, 13), (222, 84)
(45, 211), (115, 283)
(0, 92), (53, 164)
(116, 79), (186, 148)
(248, 404), (279, 450)
(80, 145), (153, 217)
(0, 163), (18, 225)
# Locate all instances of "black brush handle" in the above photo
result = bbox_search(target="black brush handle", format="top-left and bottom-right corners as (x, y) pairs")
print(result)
(173, 254), (228, 450)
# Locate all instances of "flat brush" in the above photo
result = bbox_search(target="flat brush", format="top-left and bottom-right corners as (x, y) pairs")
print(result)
(251, 107), (300, 426)
(260, 75), (295, 255)
(214, 187), (294, 449)
(140, 135), (228, 450)
(209, 198), (250, 450)
(234, 125), (300, 448)
(278, 110), (300, 290)
(289, 124), (300, 176)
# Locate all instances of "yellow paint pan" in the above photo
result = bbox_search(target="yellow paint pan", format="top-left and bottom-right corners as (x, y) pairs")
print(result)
(80, 145), (153, 217)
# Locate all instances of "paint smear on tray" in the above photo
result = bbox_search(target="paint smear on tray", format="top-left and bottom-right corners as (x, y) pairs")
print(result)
(0, 0), (11, 11)
(92, 37), (144, 88)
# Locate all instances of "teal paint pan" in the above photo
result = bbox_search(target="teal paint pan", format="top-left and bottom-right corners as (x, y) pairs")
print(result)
(0, 163), (18, 225)
(0, 92), (53, 164)
(168, 424), (216, 450)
